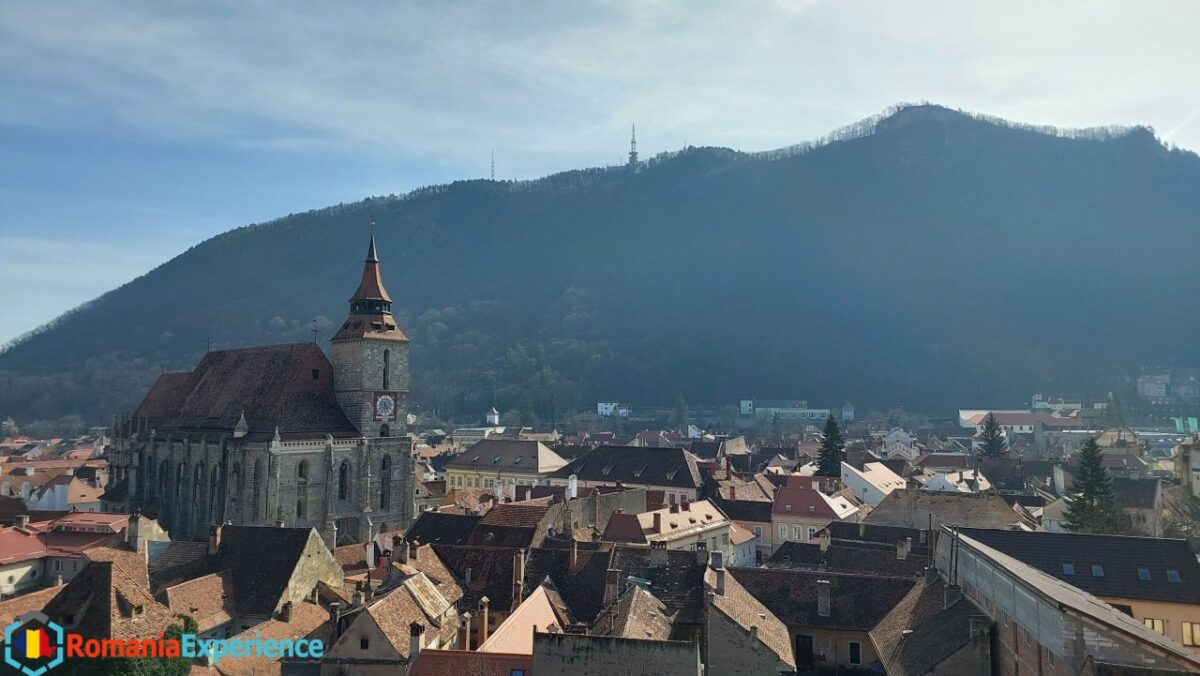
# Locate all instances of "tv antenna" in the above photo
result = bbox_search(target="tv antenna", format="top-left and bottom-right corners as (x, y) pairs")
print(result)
(490, 149), (495, 181)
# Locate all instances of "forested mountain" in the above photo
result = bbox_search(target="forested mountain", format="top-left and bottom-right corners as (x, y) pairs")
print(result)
(3, 104), (1199, 426)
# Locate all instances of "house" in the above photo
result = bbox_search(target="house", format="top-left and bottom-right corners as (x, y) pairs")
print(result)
(867, 571), (993, 675)
(478, 579), (569, 654)
(919, 468), (993, 494)
(841, 461), (906, 507)
(727, 522), (758, 566)
(766, 528), (931, 581)
(729, 566), (915, 672)
(864, 489), (1032, 531)
(705, 553), (797, 675)
(42, 560), (178, 642)
(770, 484), (859, 551)
(217, 600), (331, 676)
(709, 495), (774, 562)
(956, 528), (1200, 654)
(444, 439), (569, 491)
(1176, 437), (1200, 500)
(1112, 478), (1164, 537)
(549, 445), (704, 505)
(603, 499), (732, 556)
(938, 527), (1200, 674)
(881, 429), (920, 461)
(163, 570), (236, 639)
(197, 524), (344, 634)
(25, 474), (104, 512)
(320, 572), (463, 674)
(597, 402), (633, 418)
(590, 583), (674, 639)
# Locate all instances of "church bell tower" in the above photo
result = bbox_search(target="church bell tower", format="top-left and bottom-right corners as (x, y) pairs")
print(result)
(330, 227), (410, 438)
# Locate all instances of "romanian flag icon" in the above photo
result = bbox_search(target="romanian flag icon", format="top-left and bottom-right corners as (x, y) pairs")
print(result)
(12, 627), (52, 659)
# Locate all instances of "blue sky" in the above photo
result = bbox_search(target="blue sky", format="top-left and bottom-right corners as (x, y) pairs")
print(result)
(3, 1), (1200, 345)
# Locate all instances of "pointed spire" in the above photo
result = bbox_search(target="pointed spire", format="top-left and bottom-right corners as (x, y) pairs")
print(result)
(628, 123), (639, 167)
(367, 220), (379, 262)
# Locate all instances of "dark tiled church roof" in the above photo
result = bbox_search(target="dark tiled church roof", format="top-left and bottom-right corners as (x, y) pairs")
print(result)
(206, 525), (321, 617)
(133, 343), (359, 441)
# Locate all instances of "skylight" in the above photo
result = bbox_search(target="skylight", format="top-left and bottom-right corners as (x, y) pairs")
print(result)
(1091, 564), (1104, 577)
(1061, 563), (1075, 575)
(1137, 567), (1151, 581)
(1167, 570), (1181, 583)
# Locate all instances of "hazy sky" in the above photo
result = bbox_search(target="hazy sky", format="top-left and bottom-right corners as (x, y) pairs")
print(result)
(3, 1), (1200, 345)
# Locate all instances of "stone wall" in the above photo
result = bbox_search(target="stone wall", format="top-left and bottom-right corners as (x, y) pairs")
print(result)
(532, 632), (701, 676)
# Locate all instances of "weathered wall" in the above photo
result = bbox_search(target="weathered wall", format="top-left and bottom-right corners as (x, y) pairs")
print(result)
(532, 632), (701, 676)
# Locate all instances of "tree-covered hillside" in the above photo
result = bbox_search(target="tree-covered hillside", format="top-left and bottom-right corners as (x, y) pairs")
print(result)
(3, 104), (1199, 425)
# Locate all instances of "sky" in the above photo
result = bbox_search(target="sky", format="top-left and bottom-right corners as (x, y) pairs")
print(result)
(3, 0), (1200, 345)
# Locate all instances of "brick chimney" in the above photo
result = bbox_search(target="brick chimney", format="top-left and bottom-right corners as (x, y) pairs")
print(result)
(511, 550), (526, 612)
(409, 539), (419, 561)
(208, 524), (223, 555)
(15, 514), (29, 530)
(409, 622), (425, 658)
(458, 612), (472, 650)
(652, 512), (662, 533)
(604, 568), (621, 607)
(328, 603), (343, 641)
(711, 551), (725, 596)
(478, 597), (491, 645)
(278, 601), (293, 622)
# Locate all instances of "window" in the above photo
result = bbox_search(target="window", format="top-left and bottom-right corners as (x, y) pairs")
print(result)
(1137, 567), (1151, 581)
(807, 527), (817, 541)
(1167, 570), (1181, 583)
(297, 460), (309, 480)
(380, 424), (390, 438)
(360, 637), (370, 650)
(1184, 622), (1200, 647)
(1090, 564), (1104, 577)
(793, 526), (803, 540)
(382, 350), (390, 389)
(1061, 563), (1075, 575)
(380, 455), (392, 510)
(296, 497), (306, 520)
(1143, 618), (1165, 635)
(338, 462), (350, 500)
(848, 641), (862, 665)
(311, 368), (320, 380)
(753, 526), (762, 537)
(779, 525), (787, 541)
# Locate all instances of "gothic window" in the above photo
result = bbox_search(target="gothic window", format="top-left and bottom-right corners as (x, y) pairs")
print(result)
(230, 463), (241, 518)
(380, 455), (392, 510)
(338, 462), (350, 501)
(209, 464), (223, 523)
(379, 424), (390, 438)
(296, 494), (307, 520)
(383, 350), (390, 389)
(297, 460), (309, 481)
(158, 459), (169, 498)
(251, 459), (263, 522)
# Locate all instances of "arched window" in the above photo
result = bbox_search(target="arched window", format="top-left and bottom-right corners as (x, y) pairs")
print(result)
(383, 350), (390, 389)
(230, 463), (242, 519)
(338, 462), (350, 501)
(380, 455), (392, 510)
(379, 424), (390, 438)
(158, 459), (169, 498)
(251, 459), (263, 522)
(209, 464), (223, 523)
(297, 460), (309, 481)
(296, 496), (306, 520)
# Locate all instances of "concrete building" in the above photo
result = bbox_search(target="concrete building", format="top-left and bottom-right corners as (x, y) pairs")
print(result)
(740, 399), (830, 424)
(937, 527), (1200, 674)
(107, 233), (416, 545)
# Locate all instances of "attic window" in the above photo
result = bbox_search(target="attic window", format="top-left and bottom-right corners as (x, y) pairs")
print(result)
(353, 321), (362, 329)
(360, 638), (369, 650)
(513, 456), (523, 465)
(633, 465), (646, 478)
(1137, 567), (1151, 581)
(385, 323), (396, 331)
(601, 465), (614, 476)
(1167, 570), (1181, 583)
(311, 369), (320, 380)
(372, 322), (384, 330)
(1091, 565), (1105, 578)
(492, 457), (501, 464)
(1061, 563), (1075, 575)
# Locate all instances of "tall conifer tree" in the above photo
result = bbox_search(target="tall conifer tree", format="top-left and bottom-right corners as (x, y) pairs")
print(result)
(979, 412), (1007, 457)
(1063, 437), (1127, 534)
(816, 414), (845, 476)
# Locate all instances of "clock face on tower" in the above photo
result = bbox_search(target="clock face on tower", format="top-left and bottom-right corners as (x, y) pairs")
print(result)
(373, 392), (398, 421)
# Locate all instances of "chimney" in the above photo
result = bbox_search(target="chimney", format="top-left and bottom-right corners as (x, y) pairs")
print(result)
(858, 521), (866, 537)
(208, 524), (223, 555)
(328, 602), (343, 641)
(465, 567), (472, 587)
(569, 538), (579, 571)
(410, 622), (425, 658)
(749, 625), (758, 643)
(729, 485), (736, 500)
(818, 529), (831, 553)
(896, 538), (909, 561)
(653, 512), (662, 533)
(817, 580), (831, 617)
(352, 582), (364, 608)
(279, 601), (293, 622)
(15, 514), (29, 530)
(397, 538), (410, 565)
(566, 474), (578, 500)
(524, 489), (532, 501)
(711, 551), (725, 596)
(604, 568), (621, 607)
(507, 479), (516, 502)
(409, 539), (419, 561)
(458, 612), (472, 650)
(944, 584), (962, 609)
(694, 540), (707, 565)
(478, 597), (491, 645)
(511, 549), (526, 612)
(681, 496), (690, 511)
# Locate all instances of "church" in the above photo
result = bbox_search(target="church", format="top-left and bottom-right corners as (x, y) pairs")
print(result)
(106, 233), (414, 546)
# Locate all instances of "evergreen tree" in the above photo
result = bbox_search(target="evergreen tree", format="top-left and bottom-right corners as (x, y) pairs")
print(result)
(979, 412), (1007, 457)
(816, 414), (845, 476)
(1062, 438), (1127, 534)
(672, 395), (689, 431)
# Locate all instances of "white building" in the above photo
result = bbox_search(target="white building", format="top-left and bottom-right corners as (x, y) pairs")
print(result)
(840, 461), (906, 507)
(880, 429), (919, 461)
(920, 469), (992, 494)
(596, 402), (632, 417)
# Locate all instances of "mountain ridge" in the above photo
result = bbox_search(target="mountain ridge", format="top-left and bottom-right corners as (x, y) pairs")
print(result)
(3, 103), (1198, 424)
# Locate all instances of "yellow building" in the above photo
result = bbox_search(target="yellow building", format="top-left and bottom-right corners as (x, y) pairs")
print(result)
(444, 439), (568, 491)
